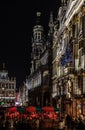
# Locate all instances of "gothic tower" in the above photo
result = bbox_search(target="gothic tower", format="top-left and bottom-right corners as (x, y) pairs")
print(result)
(31, 12), (45, 73)
(48, 12), (54, 35)
(47, 12), (54, 43)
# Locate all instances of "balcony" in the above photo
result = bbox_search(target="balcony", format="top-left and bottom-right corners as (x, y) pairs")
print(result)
(64, 66), (74, 75)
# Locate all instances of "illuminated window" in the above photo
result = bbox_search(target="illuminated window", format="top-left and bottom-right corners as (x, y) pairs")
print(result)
(12, 84), (14, 89)
(34, 33), (37, 39)
(37, 32), (41, 40)
(9, 84), (11, 89)
(6, 84), (8, 89)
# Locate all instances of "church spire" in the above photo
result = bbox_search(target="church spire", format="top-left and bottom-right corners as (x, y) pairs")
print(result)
(2, 63), (5, 71)
(61, 0), (68, 6)
(36, 12), (41, 25)
(31, 12), (44, 72)
(48, 12), (54, 34)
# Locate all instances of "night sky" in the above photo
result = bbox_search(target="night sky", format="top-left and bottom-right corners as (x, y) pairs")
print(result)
(0, 0), (61, 87)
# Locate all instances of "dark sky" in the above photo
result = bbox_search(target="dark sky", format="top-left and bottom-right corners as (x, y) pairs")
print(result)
(0, 0), (61, 87)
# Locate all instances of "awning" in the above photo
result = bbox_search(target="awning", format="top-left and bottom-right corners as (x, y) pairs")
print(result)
(36, 107), (42, 112)
(54, 107), (60, 112)
(8, 107), (17, 113)
(17, 107), (25, 113)
(42, 106), (54, 112)
(26, 106), (36, 112)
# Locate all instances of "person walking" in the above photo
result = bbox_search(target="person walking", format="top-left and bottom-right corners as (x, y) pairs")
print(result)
(35, 118), (40, 130)
(58, 118), (66, 130)
(65, 114), (72, 130)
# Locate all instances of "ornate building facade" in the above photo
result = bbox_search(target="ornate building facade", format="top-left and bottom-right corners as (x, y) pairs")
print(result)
(26, 12), (54, 107)
(0, 65), (16, 107)
(19, 82), (28, 106)
(26, 0), (85, 118)
(52, 0), (85, 117)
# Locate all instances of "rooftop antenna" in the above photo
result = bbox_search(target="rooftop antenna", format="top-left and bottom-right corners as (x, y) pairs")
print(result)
(2, 63), (5, 71)
(36, 12), (41, 17)
(36, 12), (41, 24)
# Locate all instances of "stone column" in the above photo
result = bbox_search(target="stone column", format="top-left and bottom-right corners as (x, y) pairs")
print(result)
(83, 74), (85, 94)
(72, 75), (78, 116)
(82, 7), (85, 54)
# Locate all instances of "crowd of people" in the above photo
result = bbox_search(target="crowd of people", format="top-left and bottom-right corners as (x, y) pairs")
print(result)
(0, 108), (85, 130)
(58, 114), (85, 130)
(0, 115), (40, 130)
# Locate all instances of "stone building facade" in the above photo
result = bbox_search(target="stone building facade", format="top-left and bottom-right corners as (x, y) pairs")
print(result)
(0, 65), (16, 107)
(26, 0), (85, 118)
(52, 0), (85, 117)
(26, 12), (54, 107)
